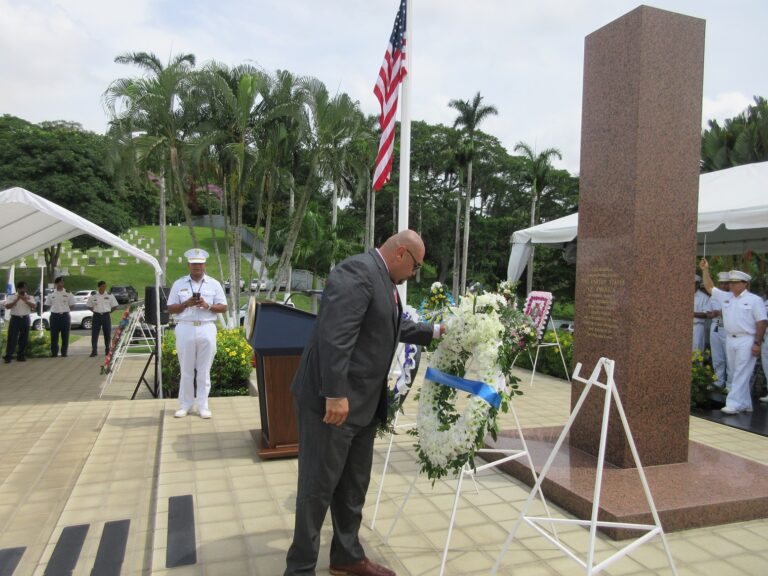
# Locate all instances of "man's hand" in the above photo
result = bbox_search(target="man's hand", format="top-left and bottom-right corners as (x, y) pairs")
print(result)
(699, 258), (709, 270)
(324, 397), (349, 426)
(196, 297), (210, 310)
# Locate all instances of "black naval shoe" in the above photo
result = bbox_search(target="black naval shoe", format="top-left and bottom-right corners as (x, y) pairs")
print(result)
(17, 357), (26, 362)
(90, 351), (97, 357)
(3, 357), (10, 364)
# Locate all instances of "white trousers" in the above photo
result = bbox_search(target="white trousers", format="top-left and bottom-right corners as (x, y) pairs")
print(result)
(709, 325), (727, 388)
(725, 335), (756, 412)
(693, 323), (706, 351)
(175, 322), (217, 411)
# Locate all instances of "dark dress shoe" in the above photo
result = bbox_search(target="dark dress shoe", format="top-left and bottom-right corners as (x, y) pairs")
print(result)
(17, 357), (26, 362)
(3, 357), (10, 364)
(90, 351), (97, 357)
(329, 557), (395, 576)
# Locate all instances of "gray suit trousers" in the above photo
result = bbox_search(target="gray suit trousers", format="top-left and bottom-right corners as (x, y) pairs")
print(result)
(284, 405), (378, 575)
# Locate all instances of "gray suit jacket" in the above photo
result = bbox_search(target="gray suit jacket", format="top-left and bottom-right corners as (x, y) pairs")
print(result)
(291, 250), (434, 427)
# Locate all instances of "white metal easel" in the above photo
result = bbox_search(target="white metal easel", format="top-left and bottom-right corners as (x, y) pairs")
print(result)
(382, 391), (558, 576)
(520, 316), (571, 387)
(492, 358), (677, 576)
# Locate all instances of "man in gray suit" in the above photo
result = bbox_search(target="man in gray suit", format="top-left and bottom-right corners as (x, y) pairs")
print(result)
(285, 230), (442, 576)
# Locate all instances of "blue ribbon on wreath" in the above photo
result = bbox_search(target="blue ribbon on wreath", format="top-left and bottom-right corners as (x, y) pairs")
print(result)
(425, 367), (502, 409)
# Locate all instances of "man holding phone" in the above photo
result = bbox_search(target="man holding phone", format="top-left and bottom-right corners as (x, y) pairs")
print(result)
(3, 281), (36, 363)
(167, 249), (227, 419)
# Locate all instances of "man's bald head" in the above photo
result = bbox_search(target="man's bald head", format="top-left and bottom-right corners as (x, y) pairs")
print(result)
(379, 230), (425, 285)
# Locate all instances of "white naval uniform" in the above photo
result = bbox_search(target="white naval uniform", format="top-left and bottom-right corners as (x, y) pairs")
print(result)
(762, 298), (768, 386)
(711, 287), (768, 412)
(707, 296), (727, 389)
(167, 274), (226, 412)
(693, 290), (710, 352)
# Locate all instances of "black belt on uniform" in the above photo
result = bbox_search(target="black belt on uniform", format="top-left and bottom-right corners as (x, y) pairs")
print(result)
(51, 312), (70, 315)
(94, 312), (111, 316)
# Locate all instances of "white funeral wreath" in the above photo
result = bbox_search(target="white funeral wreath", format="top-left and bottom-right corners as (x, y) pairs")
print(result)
(414, 292), (524, 481)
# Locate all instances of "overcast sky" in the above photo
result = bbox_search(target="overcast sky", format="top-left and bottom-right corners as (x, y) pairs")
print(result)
(1, 0), (765, 174)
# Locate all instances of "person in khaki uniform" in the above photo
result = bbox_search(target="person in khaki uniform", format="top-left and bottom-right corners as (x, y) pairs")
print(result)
(86, 281), (119, 357)
(44, 276), (76, 357)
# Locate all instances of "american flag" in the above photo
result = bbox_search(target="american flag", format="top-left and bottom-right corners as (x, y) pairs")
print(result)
(373, 0), (407, 191)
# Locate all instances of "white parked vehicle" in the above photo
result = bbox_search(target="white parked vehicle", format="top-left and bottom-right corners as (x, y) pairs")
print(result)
(29, 304), (94, 330)
(74, 290), (97, 304)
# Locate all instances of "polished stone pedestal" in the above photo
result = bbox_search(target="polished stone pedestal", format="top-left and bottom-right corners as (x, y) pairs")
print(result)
(483, 427), (768, 540)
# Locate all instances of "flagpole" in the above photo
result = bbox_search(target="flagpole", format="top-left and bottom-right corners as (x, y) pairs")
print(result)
(397, 0), (412, 303)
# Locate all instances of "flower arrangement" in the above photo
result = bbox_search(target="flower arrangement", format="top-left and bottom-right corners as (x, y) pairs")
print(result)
(419, 282), (455, 324)
(101, 309), (131, 374)
(690, 349), (717, 409)
(497, 280), (518, 305)
(161, 328), (253, 397)
(413, 291), (531, 482)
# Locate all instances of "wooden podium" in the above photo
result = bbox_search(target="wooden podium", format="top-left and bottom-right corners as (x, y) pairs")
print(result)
(247, 301), (316, 458)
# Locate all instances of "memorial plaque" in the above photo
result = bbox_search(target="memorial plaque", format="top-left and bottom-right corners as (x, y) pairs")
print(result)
(571, 6), (705, 467)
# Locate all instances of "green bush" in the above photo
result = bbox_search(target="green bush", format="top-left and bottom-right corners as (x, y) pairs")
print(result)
(514, 330), (573, 379)
(161, 328), (253, 398)
(25, 331), (52, 358)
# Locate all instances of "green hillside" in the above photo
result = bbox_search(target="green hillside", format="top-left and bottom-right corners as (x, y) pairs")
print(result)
(1, 225), (256, 292)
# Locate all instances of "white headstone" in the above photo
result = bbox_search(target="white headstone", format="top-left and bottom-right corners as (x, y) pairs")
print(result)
(61, 267), (69, 275)
(71, 258), (78, 266)
(80, 266), (85, 275)
(178, 256), (182, 263)
(168, 248), (173, 255)
(113, 250), (119, 257)
(98, 250), (102, 257)
(150, 237), (155, 244)
(105, 257), (110, 265)
(36, 258), (45, 267)
(136, 258), (140, 264)
(155, 249), (159, 256)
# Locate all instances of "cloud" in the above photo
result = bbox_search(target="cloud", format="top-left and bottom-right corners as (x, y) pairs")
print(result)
(702, 92), (753, 127)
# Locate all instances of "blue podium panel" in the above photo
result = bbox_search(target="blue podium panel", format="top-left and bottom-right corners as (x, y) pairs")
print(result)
(249, 302), (316, 356)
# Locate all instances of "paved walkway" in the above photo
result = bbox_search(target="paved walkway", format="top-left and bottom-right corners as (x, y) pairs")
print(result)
(0, 338), (766, 575)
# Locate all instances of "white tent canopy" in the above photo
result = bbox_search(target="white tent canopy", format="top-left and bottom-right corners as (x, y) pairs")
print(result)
(0, 186), (163, 394)
(508, 161), (768, 281)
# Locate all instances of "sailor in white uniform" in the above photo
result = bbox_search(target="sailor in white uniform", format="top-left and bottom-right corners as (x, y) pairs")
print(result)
(167, 249), (227, 419)
(700, 260), (767, 414)
(707, 272), (730, 389)
(693, 275), (710, 352)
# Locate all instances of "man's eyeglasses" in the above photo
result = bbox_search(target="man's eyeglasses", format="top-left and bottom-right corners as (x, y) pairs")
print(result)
(403, 247), (422, 271)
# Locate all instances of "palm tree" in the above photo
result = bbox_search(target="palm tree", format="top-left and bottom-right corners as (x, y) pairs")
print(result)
(514, 142), (562, 293)
(311, 86), (369, 268)
(448, 92), (498, 294)
(194, 62), (270, 324)
(104, 51), (198, 282)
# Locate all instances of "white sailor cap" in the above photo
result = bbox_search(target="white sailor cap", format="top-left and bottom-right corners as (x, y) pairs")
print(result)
(728, 270), (751, 282)
(694, 274), (701, 282)
(717, 272), (731, 282)
(184, 248), (209, 263)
